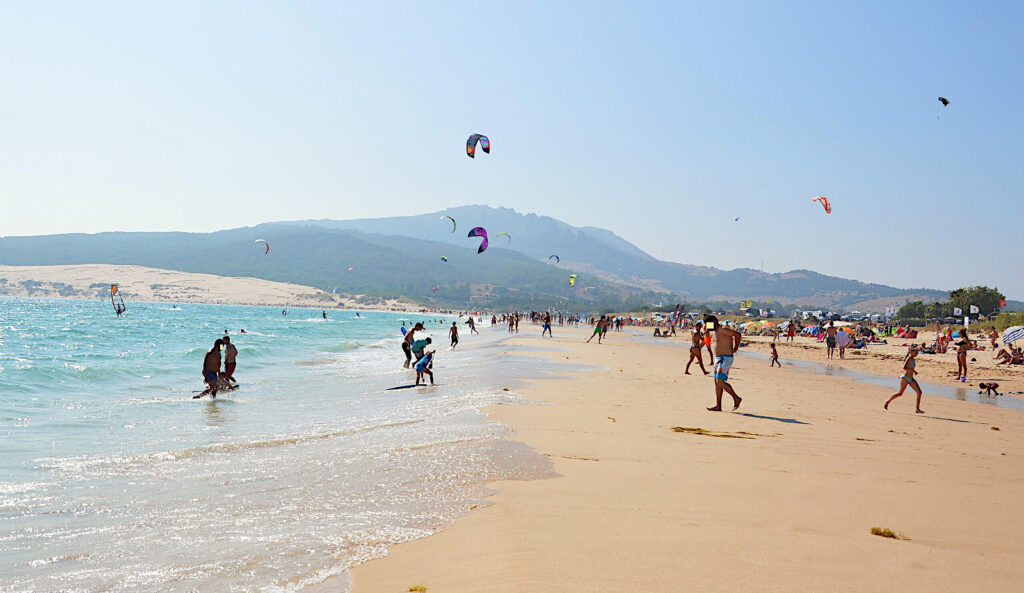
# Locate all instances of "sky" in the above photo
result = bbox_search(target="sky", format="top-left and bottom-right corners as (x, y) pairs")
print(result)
(1, 2), (1022, 297)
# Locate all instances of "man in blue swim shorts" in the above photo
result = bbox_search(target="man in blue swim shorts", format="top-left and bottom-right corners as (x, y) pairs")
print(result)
(703, 314), (743, 411)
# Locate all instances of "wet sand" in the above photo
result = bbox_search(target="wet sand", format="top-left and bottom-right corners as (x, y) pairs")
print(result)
(344, 325), (1024, 593)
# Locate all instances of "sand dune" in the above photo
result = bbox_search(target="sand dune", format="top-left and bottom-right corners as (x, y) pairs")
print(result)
(0, 264), (414, 310)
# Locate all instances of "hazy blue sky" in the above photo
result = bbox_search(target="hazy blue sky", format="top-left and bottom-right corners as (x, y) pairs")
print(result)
(2, 2), (1021, 296)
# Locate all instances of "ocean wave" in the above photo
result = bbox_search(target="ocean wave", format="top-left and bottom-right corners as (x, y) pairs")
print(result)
(33, 419), (428, 477)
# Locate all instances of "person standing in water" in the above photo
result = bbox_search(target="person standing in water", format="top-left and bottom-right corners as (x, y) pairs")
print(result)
(222, 336), (238, 384)
(885, 345), (924, 413)
(402, 323), (424, 369)
(323, 310), (327, 320)
(449, 322), (459, 349)
(705, 315), (742, 411)
(684, 324), (709, 375)
(467, 317), (478, 334)
(197, 339), (223, 398)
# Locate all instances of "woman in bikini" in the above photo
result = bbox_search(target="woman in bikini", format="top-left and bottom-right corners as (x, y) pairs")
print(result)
(884, 345), (924, 414)
(685, 324), (709, 375)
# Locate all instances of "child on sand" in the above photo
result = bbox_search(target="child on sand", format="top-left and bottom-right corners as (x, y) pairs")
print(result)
(769, 343), (781, 368)
(884, 345), (924, 413)
(415, 350), (435, 385)
(978, 382), (1000, 396)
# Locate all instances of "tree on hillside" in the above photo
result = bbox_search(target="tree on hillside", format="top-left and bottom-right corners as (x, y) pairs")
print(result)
(948, 286), (1005, 316)
(897, 301), (925, 319)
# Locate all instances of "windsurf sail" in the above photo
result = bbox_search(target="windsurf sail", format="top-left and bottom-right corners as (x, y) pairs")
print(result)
(111, 284), (126, 315)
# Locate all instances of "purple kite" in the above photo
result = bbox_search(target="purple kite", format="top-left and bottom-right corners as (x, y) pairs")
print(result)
(467, 226), (489, 253)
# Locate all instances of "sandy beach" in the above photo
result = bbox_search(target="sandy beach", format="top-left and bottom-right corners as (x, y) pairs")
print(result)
(342, 325), (1024, 593)
(0, 264), (419, 310)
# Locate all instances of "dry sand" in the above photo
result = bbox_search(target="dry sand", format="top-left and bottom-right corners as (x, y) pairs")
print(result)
(343, 326), (1024, 593)
(0, 264), (418, 310)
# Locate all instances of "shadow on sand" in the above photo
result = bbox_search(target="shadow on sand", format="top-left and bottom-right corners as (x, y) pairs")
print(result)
(738, 413), (810, 425)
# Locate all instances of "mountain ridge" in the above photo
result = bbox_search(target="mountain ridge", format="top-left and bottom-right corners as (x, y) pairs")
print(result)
(0, 205), (952, 311)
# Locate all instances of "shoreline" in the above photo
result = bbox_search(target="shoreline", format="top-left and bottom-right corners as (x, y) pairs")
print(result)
(340, 325), (1024, 593)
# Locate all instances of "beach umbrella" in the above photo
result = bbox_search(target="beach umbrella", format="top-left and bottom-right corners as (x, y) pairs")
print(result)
(1002, 326), (1024, 344)
(761, 321), (775, 328)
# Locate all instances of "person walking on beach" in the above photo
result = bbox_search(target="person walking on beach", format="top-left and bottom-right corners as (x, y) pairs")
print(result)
(542, 312), (553, 337)
(467, 317), (478, 334)
(786, 322), (796, 343)
(884, 345), (924, 413)
(586, 316), (606, 344)
(222, 336), (238, 384)
(197, 339), (223, 398)
(685, 325), (709, 375)
(705, 315), (742, 411)
(449, 322), (459, 349)
(825, 322), (837, 360)
(770, 342), (781, 368)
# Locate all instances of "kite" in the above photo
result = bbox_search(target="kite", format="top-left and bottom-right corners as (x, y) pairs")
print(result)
(568, 274), (578, 287)
(938, 97), (949, 106)
(254, 239), (269, 254)
(549, 254), (560, 263)
(347, 267), (354, 271)
(496, 232), (511, 243)
(440, 215), (456, 233)
(467, 227), (489, 253)
(812, 196), (832, 214)
(441, 256), (448, 262)
(432, 286), (438, 293)
(466, 133), (490, 158)
(111, 284), (125, 315)
(734, 217), (740, 222)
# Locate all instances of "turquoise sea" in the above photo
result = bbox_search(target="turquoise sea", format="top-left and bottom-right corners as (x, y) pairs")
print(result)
(0, 298), (553, 592)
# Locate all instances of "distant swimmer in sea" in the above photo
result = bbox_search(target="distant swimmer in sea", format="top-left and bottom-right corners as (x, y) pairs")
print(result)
(449, 322), (459, 349)
(195, 339), (224, 399)
(884, 345), (923, 413)
(684, 324), (708, 375)
(282, 309), (288, 316)
(415, 350), (435, 386)
(769, 342), (781, 368)
(705, 314), (742, 411)
(222, 336), (238, 384)
(356, 312), (361, 317)
(323, 310), (327, 320)
(240, 329), (246, 334)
